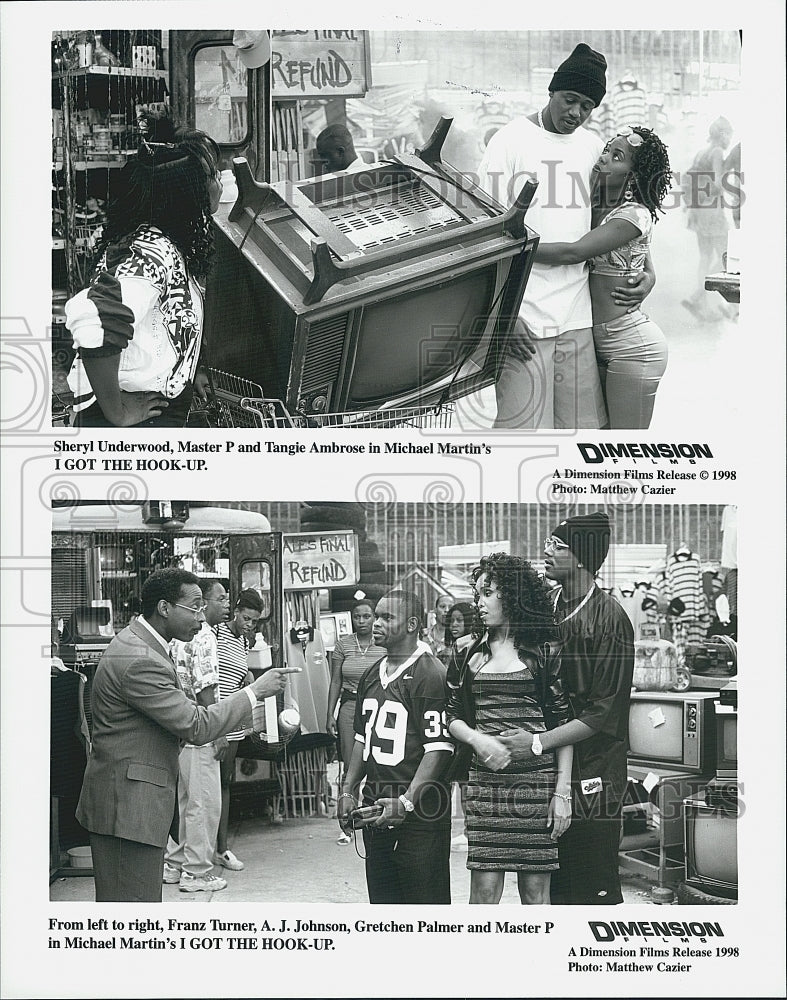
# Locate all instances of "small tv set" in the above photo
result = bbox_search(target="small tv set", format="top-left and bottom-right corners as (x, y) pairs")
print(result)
(715, 702), (738, 778)
(203, 118), (539, 424)
(319, 612), (352, 653)
(61, 606), (111, 645)
(628, 691), (717, 774)
(683, 795), (738, 899)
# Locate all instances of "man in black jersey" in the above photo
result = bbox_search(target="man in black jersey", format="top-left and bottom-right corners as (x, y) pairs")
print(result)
(338, 590), (454, 904)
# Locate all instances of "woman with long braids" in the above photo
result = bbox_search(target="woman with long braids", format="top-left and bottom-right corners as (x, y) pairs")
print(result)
(65, 114), (222, 426)
(535, 126), (672, 428)
(446, 553), (573, 905)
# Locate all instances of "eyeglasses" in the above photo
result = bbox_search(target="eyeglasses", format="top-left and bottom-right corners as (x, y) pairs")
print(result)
(616, 125), (643, 148)
(544, 536), (571, 552)
(171, 601), (207, 615)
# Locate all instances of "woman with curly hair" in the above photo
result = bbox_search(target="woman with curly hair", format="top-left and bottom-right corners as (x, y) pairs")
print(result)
(446, 552), (573, 904)
(65, 115), (222, 427)
(535, 125), (672, 428)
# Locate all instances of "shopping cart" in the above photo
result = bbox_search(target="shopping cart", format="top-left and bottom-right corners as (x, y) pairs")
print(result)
(186, 369), (270, 428)
(188, 367), (454, 429)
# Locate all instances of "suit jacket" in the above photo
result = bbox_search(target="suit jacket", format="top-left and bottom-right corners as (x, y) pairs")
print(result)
(76, 620), (254, 847)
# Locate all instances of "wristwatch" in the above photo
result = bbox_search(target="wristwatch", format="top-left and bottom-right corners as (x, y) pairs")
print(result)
(398, 793), (415, 813)
(531, 733), (544, 756)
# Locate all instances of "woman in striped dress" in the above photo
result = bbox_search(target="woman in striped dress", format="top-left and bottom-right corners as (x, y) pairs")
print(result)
(326, 601), (385, 769)
(446, 553), (573, 904)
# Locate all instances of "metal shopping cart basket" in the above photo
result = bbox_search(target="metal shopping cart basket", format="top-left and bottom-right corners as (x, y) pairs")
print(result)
(188, 367), (454, 429)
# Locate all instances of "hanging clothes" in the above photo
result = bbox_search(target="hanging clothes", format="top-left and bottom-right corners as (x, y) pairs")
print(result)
(721, 506), (738, 617)
(721, 506), (737, 570)
(664, 547), (706, 643)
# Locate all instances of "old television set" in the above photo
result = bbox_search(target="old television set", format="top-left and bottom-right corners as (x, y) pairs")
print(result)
(319, 611), (352, 653)
(203, 118), (539, 424)
(714, 701), (738, 778)
(683, 795), (738, 899)
(628, 691), (717, 775)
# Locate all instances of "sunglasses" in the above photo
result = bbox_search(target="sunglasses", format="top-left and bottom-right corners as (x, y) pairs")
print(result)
(616, 125), (644, 148)
(544, 536), (571, 552)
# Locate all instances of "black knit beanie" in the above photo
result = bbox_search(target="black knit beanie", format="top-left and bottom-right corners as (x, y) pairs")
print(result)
(552, 511), (611, 575)
(549, 43), (607, 107)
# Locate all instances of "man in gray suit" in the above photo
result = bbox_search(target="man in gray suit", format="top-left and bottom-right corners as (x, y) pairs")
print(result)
(77, 568), (294, 902)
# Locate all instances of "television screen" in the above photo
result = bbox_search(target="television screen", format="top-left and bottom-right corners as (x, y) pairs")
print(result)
(686, 801), (738, 891)
(628, 700), (684, 764)
(722, 715), (737, 761)
(716, 711), (738, 776)
(319, 612), (351, 652)
(319, 615), (338, 651)
(345, 267), (496, 408)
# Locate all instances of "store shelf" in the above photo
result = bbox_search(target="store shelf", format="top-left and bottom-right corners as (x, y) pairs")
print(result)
(53, 66), (167, 81)
(54, 152), (137, 172)
(74, 157), (133, 170)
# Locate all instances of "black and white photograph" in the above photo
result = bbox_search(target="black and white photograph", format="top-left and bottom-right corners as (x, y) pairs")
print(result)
(0, 4), (784, 999)
(50, 29), (742, 432)
(49, 500), (738, 906)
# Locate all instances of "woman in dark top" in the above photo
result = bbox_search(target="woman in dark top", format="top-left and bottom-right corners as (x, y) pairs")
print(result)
(446, 553), (573, 904)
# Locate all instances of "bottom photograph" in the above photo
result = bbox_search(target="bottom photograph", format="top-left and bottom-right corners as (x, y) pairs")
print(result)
(50, 500), (738, 906)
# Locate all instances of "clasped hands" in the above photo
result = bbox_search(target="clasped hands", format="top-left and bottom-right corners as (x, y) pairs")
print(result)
(473, 728), (537, 768)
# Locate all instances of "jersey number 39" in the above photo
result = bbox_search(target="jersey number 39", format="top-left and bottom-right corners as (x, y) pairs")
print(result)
(360, 699), (447, 765)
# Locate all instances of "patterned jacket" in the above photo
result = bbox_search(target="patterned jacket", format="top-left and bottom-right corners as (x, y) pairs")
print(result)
(65, 225), (203, 413)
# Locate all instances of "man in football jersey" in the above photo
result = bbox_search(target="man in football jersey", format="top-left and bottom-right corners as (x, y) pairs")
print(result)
(337, 590), (454, 904)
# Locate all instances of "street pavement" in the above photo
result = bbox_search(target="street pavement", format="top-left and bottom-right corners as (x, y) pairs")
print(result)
(51, 777), (664, 906)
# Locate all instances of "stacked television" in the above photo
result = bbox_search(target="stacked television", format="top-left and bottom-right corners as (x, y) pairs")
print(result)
(622, 641), (738, 902)
(680, 679), (738, 902)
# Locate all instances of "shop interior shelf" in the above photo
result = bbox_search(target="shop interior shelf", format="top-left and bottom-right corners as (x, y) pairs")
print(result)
(53, 66), (167, 81)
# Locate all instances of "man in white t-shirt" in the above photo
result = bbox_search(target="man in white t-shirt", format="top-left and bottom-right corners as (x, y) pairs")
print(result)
(478, 43), (653, 429)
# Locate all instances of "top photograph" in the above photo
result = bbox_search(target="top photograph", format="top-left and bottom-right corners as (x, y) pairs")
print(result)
(50, 29), (742, 431)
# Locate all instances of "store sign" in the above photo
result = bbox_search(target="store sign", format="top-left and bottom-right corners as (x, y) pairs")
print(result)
(282, 531), (360, 590)
(270, 30), (370, 98)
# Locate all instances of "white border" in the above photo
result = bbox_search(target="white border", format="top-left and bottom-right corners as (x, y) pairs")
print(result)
(1, 3), (784, 998)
